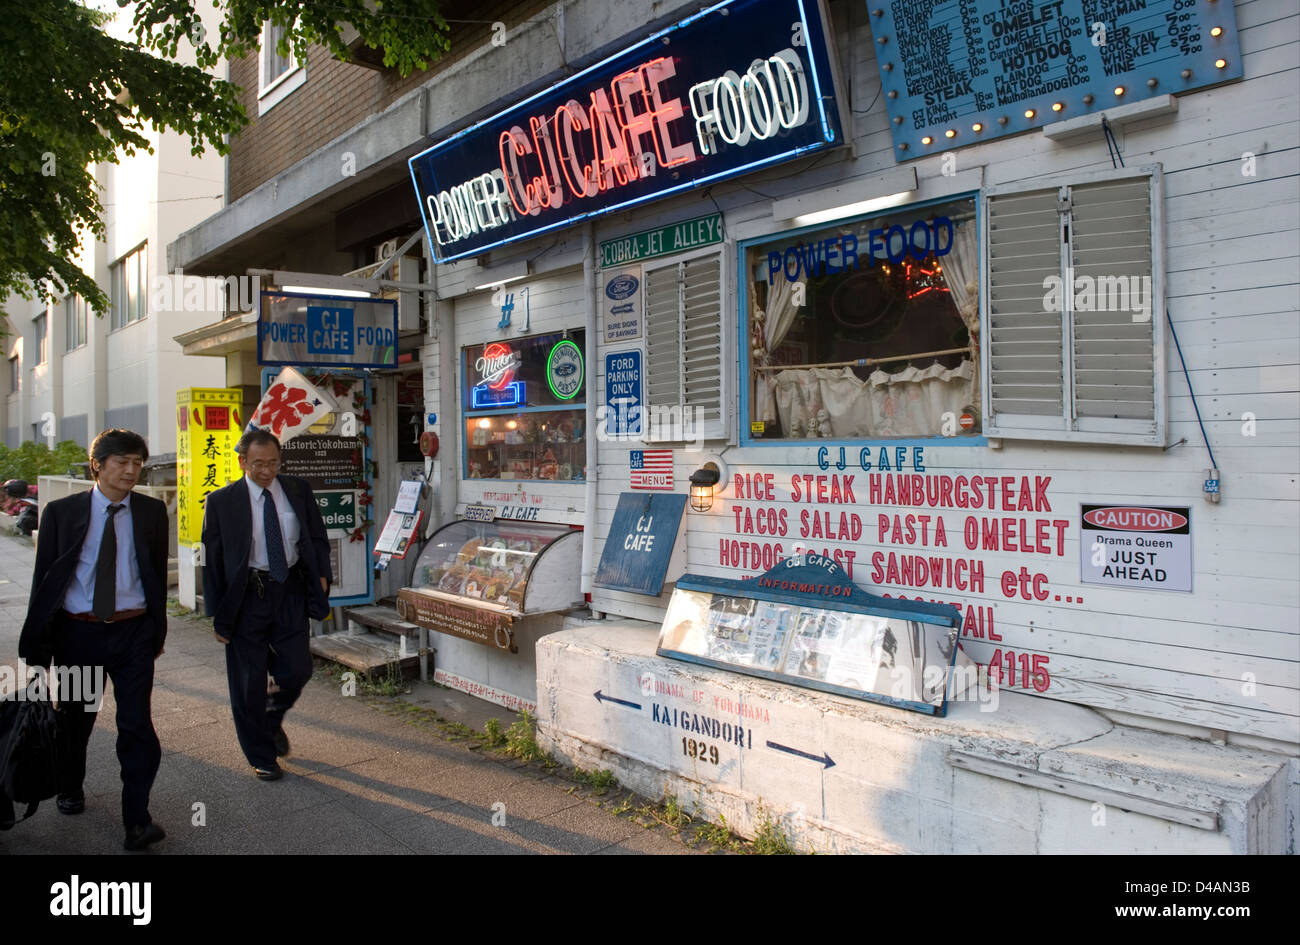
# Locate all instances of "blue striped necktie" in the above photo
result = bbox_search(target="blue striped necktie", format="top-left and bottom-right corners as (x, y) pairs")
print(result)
(263, 488), (289, 583)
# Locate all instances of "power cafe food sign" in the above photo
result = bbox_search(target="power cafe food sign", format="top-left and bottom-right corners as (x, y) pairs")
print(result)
(409, 0), (845, 262)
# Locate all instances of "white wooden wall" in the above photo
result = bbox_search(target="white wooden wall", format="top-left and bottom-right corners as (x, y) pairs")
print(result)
(580, 0), (1300, 748)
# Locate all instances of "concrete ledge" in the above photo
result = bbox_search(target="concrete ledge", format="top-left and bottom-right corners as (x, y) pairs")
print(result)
(536, 620), (1291, 853)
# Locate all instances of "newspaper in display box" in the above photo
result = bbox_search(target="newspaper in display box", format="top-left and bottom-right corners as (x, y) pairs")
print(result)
(657, 553), (973, 716)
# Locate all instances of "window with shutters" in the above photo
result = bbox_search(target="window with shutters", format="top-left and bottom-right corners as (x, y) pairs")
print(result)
(741, 196), (979, 442)
(643, 252), (726, 441)
(983, 166), (1165, 445)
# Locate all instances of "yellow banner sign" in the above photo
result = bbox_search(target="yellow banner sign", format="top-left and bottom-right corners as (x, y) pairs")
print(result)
(177, 388), (245, 545)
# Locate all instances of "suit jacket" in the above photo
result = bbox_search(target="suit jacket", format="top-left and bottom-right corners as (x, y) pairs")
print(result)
(19, 489), (170, 664)
(201, 474), (333, 635)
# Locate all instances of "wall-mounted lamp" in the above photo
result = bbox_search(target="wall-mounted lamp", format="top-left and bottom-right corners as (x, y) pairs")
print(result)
(689, 462), (722, 512)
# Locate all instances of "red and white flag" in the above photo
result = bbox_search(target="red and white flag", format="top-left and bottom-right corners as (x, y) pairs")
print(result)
(630, 449), (673, 490)
(247, 367), (338, 443)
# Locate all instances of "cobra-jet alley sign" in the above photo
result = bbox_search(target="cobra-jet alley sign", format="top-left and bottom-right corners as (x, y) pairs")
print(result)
(408, 0), (844, 262)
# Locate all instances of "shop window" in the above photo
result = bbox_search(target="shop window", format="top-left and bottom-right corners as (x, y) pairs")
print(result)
(743, 197), (979, 442)
(65, 294), (87, 351)
(110, 243), (148, 330)
(463, 330), (586, 482)
(984, 167), (1164, 444)
(643, 253), (725, 441)
(258, 22), (306, 115)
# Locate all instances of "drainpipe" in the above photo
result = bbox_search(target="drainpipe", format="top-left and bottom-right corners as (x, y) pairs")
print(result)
(581, 222), (601, 618)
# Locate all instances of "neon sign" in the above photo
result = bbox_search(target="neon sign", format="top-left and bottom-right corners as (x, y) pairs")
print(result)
(409, 0), (843, 262)
(475, 343), (519, 390)
(546, 340), (584, 401)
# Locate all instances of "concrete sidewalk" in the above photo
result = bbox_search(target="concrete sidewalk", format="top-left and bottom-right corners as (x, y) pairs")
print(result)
(0, 533), (697, 855)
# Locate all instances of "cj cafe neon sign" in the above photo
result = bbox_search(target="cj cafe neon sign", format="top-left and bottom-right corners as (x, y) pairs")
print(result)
(409, 0), (844, 262)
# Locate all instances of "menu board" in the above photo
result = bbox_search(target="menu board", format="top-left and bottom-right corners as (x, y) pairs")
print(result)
(871, 0), (1243, 157)
(658, 586), (960, 711)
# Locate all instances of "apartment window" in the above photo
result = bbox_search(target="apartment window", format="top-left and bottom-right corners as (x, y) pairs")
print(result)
(983, 167), (1165, 445)
(742, 197), (977, 442)
(8, 356), (18, 393)
(65, 295), (87, 351)
(110, 243), (148, 330)
(34, 314), (47, 365)
(258, 22), (306, 114)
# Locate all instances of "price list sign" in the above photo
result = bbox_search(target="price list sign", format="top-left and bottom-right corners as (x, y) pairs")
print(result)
(869, 0), (1242, 157)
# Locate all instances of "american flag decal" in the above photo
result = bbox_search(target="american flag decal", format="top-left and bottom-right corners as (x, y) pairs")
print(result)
(630, 449), (673, 490)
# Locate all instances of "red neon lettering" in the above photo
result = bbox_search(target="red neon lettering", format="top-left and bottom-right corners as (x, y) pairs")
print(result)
(499, 126), (537, 216)
(529, 115), (564, 209)
(589, 88), (636, 190)
(556, 100), (595, 198)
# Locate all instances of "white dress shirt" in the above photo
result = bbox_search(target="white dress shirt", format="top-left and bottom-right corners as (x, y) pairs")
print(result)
(244, 475), (301, 570)
(62, 485), (147, 614)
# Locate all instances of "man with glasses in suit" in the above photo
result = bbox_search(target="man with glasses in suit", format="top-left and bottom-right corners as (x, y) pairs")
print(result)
(19, 428), (170, 851)
(201, 429), (332, 781)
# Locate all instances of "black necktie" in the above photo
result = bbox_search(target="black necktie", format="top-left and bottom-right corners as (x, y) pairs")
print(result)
(93, 503), (123, 619)
(264, 489), (289, 583)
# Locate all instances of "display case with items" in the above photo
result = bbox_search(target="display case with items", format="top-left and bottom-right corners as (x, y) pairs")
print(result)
(404, 519), (583, 616)
(656, 554), (969, 715)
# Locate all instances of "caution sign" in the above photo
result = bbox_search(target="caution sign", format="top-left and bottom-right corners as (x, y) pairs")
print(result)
(1080, 504), (1192, 593)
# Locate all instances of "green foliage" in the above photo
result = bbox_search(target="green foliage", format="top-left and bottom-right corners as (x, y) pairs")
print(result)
(482, 718), (506, 748)
(0, 1), (450, 313)
(503, 710), (547, 762)
(693, 816), (742, 853)
(572, 768), (617, 796)
(0, 440), (87, 483)
(751, 813), (797, 855)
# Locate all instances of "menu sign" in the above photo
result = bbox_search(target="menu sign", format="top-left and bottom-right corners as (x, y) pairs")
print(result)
(870, 0), (1243, 157)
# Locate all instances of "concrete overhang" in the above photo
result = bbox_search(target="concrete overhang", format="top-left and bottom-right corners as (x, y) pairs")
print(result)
(174, 312), (258, 356)
(167, 90), (429, 277)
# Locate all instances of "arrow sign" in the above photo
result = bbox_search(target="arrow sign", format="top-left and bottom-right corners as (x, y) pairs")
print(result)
(594, 690), (641, 711)
(765, 740), (835, 769)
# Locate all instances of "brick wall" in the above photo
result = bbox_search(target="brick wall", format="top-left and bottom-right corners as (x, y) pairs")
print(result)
(227, 0), (556, 201)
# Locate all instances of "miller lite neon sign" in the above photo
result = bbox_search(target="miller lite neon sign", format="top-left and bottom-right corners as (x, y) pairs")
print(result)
(472, 343), (525, 408)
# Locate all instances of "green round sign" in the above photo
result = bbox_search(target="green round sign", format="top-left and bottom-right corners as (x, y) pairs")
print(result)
(546, 340), (584, 400)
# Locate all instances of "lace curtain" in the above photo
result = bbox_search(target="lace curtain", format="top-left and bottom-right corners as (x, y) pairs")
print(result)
(752, 276), (801, 424)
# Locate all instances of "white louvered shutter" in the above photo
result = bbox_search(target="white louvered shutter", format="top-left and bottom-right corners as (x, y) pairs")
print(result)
(984, 167), (1165, 446)
(986, 187), (1065, 426)
(1068, 177), (1157, 430)
(643, 253), (725, 441)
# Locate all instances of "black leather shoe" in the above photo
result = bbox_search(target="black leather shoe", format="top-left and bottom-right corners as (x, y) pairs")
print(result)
(272, 726), (290, 758)
(253, 764), (283, 781)
(123, 822), (165, 851)
(56, 792), (85, 815)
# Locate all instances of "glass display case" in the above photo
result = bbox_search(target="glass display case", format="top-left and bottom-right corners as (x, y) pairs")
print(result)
(655, 554), (966, 715)
(404, 519), (583, 616)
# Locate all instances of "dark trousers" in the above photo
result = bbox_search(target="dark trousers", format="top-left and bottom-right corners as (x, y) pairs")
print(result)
(51, 613), (161, 830)
(224, 573), (312, 769)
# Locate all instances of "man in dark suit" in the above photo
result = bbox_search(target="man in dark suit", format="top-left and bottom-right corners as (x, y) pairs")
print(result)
(201, 429), (332, 781)
(18, 428), (169, 851)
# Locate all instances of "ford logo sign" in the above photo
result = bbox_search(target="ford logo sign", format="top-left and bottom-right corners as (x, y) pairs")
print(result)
(606, 275), (639, 301)
(555, 363), (577, 376)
